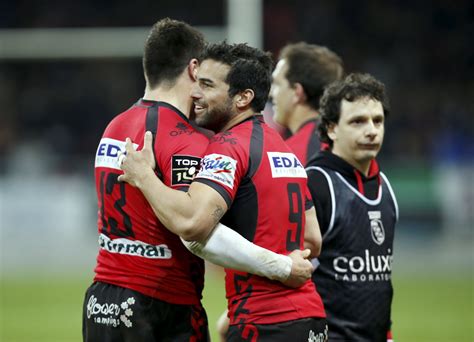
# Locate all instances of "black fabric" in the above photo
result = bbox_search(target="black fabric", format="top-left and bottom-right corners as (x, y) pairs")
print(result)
(227, 317), (328, 342)
(306, 163), (396, 342)
(306, 151), (379, 235)
(145, 103), (162, 179)
(83, 281), (210, 342)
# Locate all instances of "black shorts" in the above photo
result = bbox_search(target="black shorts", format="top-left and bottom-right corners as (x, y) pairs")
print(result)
(227, 317), (328, 342)
(82, 281), (209, 342)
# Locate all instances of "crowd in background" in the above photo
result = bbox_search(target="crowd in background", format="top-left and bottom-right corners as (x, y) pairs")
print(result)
(0, 0), (472, 177)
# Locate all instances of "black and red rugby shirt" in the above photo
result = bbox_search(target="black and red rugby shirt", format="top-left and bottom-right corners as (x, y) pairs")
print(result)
(93, 99), (209, 305)
(194, 115), (326, 325)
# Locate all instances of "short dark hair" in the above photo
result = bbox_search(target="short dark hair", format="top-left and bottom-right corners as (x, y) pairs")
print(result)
(279, 42), (344, 110)
(319, 73), (390, 147)
(143, 18), (205, 88)
(202, 42), (273, 112)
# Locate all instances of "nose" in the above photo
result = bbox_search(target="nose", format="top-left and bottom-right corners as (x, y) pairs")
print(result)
(190, 84), (202, 99)
(366, 120), (378, 138)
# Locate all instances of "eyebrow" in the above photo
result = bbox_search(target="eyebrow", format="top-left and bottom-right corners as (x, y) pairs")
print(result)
(198, 77), (214, 85)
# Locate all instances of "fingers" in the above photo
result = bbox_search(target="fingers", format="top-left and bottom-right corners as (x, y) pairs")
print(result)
(143, 131), (153, 151)
(124, 137), (134, 154)
(301, 249), (311, 259)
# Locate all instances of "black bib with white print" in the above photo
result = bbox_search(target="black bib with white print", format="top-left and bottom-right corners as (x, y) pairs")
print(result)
(311, 167), (397, 342)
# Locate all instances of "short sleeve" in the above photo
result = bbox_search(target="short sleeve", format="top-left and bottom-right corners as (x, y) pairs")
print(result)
(193, 134), (248, 208)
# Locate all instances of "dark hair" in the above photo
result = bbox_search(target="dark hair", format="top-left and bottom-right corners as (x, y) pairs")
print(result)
(279, 42), (344, 110)
(319, 73), (390, 147)
(143, 18), (205, 88)
(201, 42), (273, 112)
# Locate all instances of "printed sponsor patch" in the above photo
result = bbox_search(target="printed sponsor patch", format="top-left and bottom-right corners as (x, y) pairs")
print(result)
(171, 155), (201, 185)
(86, 295), (136, 328)
(196, 153), (237, 189)
(267, 152), (307, 178)
(99, 233), (172, 259)
(95, 138), (138, 170)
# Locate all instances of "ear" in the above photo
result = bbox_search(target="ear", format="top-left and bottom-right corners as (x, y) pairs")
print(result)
(293, 83), (307, 104)
(235, 89), (255, 110)
(327, 123), (338, 141)
(188, 58), (199, 81)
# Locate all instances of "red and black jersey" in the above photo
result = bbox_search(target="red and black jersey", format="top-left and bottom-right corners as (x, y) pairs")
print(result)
(194, 115), (326, 325)
(284, 118), (321, 166)
(93, 99), (209, 305)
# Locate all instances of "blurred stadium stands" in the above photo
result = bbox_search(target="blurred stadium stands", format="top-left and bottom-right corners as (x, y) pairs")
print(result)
(0, 1), (472, 340)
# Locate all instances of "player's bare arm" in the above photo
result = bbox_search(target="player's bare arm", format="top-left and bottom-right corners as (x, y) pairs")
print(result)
(304, 206), (322, 258)
(118, 131), (226, 242)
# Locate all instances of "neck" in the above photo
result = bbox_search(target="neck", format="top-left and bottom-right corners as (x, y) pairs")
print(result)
(143, 79), (193, 118)
(221, 109), (255, 132)
(333, 151), (372, 176)
(287, 105), (318, 133)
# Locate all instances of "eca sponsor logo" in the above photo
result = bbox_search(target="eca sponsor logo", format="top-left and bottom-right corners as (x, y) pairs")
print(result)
(86, 295), (136, 328)
(267, 152), (307, 178)
(333, 249), (393, 282)
(95, 137), (138, 170)
(171, 155), (201, 185)
(196, 153), (237, 189)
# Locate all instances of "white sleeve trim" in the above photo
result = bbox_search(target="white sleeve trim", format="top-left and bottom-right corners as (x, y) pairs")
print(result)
(305, 166), (336, 239)
(380, 172), (399, 222)
(181, 223), (292, 282)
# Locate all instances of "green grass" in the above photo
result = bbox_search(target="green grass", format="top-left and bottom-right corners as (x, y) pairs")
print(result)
(1, 272), (472, 341)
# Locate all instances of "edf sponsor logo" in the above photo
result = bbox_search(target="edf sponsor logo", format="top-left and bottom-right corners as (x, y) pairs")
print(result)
(267, 152), (307, 178)
(95, 138), (138, 170)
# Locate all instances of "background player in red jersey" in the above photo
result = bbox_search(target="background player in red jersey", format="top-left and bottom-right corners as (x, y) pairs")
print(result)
(119, 42), (328, 341)
(306, 73), (398, 341)
(83, 18), (313, 342)
(270, 42), (344, 165)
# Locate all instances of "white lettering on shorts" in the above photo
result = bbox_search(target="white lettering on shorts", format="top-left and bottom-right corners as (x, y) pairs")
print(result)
(87, 295), (136, 328)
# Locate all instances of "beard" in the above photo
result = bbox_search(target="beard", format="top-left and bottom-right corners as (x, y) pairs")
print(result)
(195, 98), (234, 133)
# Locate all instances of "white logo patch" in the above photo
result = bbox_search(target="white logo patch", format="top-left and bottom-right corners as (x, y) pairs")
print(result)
(99, 233), (172, 259)
(368, 211), (385, 245)
(87, 295), (136, 328)
(95, 137), (138, 170)
(267, 152), (307, 178)
(196, 153), (237, 189)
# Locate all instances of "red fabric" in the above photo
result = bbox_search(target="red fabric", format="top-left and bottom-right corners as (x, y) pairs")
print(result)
(195, 117), (326, 324)
(94, 100), (209, 305)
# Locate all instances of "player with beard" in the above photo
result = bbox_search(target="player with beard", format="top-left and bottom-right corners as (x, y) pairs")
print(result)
(119, 42), (328, 341)
(84, 19), (313, 342)
(306, 73), (398, 342)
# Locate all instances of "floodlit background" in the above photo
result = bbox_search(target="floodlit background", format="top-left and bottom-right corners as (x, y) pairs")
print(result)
(1, 0), (473, 341)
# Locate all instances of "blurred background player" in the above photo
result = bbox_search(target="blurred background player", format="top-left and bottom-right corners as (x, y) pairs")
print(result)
(270, 42), (344, 165)
(119, 42), (328, 341)
(306, 73), (398, 342)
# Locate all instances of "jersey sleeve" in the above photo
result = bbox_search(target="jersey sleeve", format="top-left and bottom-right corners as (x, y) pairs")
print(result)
(193, 134), (248, 208)
(156, 131), (209, 191)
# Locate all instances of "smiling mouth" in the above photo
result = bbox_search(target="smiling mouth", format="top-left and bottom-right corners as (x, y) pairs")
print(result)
(194, 104), (206, 115)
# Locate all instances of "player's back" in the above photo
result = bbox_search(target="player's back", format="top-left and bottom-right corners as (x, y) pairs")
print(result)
(218, 116), (326, 324)
(93, 99), (209, 305)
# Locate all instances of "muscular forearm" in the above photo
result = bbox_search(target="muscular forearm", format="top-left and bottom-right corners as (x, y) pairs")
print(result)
(137, 170), (211, 241)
